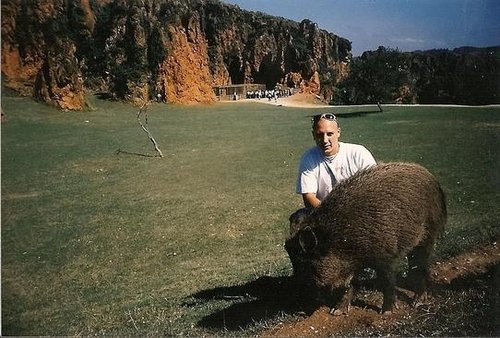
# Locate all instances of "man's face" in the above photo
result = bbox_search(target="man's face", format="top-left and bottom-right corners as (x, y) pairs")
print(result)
(312, 118), (341, 156)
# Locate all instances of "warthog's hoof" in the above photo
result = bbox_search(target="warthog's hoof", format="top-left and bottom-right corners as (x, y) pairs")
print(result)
(411, 292), (427, 308)
(329, 306), (349, 316)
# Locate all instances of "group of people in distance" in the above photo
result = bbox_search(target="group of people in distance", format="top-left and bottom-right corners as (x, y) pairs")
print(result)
(245, 88), (293, 101)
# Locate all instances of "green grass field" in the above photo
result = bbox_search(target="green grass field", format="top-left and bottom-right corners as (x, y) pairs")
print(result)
(2, 93), (499, 336)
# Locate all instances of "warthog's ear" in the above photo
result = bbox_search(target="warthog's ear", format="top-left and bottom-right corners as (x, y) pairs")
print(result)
(299, 226), (318, 253)
(289, 209), (310, 234)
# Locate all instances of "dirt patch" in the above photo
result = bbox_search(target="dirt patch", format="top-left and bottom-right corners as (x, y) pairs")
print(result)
(431, 243), (499, 284)
(262, 242), (499, 337)
(282, 93), (327, 106)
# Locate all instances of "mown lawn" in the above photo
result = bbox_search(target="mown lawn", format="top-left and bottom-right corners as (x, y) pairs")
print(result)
(1, 93), (499, 336)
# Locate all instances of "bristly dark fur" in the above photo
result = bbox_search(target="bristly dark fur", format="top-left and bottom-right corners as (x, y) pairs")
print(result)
(285, 162), (447, 315)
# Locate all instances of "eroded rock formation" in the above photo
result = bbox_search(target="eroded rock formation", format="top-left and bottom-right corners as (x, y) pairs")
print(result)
(1, 0), (351, 109)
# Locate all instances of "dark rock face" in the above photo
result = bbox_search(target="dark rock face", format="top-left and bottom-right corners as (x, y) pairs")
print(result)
(1, 0), (351, 109)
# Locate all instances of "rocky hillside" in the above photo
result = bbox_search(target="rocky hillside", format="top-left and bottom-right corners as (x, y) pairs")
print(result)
(334, 46), (500, 105)
(1, 0), (351, 109)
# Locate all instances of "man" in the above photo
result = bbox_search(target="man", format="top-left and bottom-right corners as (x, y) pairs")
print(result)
(296, 113), (376, 209)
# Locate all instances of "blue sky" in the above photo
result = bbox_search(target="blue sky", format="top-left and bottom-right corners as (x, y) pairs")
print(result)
(221, 0), (500, 56)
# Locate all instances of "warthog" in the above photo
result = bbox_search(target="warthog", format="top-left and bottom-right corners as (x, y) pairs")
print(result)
(285, 162), (447, 315)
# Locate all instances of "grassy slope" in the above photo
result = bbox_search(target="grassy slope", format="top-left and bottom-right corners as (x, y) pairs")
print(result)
(1, 95), (499, 335)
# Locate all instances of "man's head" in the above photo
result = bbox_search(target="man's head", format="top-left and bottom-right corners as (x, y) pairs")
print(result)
(311, 113), (341, 157)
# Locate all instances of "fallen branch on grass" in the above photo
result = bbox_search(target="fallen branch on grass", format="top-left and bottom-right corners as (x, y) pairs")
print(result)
(137, 101), (164, 158)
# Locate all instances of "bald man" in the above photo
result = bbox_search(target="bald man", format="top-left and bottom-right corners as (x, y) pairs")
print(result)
(296, 113), (376, 209)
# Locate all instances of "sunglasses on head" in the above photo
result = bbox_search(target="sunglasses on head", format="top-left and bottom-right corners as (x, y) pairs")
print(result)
(311, 113), (337, 125)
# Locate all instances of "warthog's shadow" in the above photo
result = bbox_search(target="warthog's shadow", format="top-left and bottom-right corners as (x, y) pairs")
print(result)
(188, 263), (500, 331)
(187, 274), (412, 331)
(186, 275), (317, 331)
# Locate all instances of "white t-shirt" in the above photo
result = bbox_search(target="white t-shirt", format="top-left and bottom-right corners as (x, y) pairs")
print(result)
(296, 142), (376, 201)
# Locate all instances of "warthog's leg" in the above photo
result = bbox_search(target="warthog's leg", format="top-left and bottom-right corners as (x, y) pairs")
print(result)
(329, 285), (355, 316)
(378, 263), (398, 315)
(407, 238), (434, 307)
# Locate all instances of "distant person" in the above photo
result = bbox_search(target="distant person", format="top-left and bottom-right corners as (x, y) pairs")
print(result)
(295, 113), (376, 210)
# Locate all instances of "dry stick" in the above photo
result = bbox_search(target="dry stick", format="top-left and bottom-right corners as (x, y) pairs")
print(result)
(127, 311), (139, 332)
(137, 101), (164, 158)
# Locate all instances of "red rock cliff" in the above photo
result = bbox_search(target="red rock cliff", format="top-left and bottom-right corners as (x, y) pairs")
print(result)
(1, 0), (352, 109)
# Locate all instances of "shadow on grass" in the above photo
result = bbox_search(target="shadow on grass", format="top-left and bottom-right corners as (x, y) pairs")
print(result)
(188, 274), (396, 331)
(187, 276), (317, 331)
(189, 263), (500, 332)
(116, 149), (162, 158)
(335, 109), (384, 118)
(189, 273), (427, 331)
(434, 262), (500, 292)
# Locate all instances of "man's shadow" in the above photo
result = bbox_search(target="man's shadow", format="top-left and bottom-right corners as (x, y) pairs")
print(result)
(186, 275), (317, 331)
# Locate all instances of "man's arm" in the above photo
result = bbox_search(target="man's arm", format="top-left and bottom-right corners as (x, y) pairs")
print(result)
(302, 192), (321, 208)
